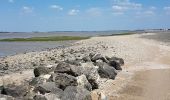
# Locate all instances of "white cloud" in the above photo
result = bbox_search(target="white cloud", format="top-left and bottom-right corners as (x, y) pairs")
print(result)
(112, 5), (127, 11)
(86, 8), (102, 16)
(164, 6), (170, 14)
(50, 5), (63, 11)
(164, 7), (170, 10)
(112, 0), (142, 14)
(149, 6), (156, 10)
(68, 9), (79, 15)
(8, 0), (14, 3)
(22, 6), (33, 14)
(136, 10), (155, 17)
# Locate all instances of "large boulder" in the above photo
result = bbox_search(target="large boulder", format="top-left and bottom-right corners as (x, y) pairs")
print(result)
(81, 62), (100, 89)
(54, 62), (82, 76)
(34, 66), (54, 77)
(77, 75), (92, 91)
(62, 86), (92, 100)
(1, 84), (30, 98)
(97, 62), (117, 79)
(106, 56), (124, 70)
(54, 73), (78, 90)
(35, 82), (63, 95)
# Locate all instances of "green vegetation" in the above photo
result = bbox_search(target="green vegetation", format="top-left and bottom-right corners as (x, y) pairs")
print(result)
(0, 36), (90, 42)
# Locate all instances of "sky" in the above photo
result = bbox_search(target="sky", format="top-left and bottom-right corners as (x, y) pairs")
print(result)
(0, 0), (170, 32)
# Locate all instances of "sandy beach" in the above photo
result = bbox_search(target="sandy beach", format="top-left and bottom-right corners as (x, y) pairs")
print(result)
(0, 32), (170, 99)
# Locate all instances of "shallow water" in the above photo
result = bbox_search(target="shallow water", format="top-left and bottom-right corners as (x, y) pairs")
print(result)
(0, 41), (75, 57)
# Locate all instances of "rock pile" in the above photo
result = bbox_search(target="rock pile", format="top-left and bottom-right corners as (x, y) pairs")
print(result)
(0, 53), (124, 100)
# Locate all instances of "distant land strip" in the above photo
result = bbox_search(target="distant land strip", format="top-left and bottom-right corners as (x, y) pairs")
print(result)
(0, 36), (90, 42)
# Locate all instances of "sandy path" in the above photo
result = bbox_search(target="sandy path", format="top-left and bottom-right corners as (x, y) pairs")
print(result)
(113, 69), (170, 100)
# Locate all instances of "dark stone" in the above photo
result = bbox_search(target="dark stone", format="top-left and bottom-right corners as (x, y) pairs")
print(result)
(109, 60), (122, 70)
(88, 79), (99, 90)
(35, 82), (63, 95)
(54, 62), (82, 76)
(98, 63), (117, 79)
(2, 84), (29, 98)
(34, 67), (54, 77)
(33, 95), (47, 100)
(54, 73), (78, 90)
(62, 86), (92, 100)
(108, 57), (124, 66)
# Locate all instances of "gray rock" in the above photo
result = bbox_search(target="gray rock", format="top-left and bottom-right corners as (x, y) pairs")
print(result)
(2, 84), (30, 98)
(82, 56), (91, 62)
(33, 95), (47, 100)
(54, 62), (82, 76)
(54, 73), (78, 90)
(107, 56), (124, 65)
(35, 82), (63, 95)
(98, 62), (117, 79)
(91, 54), (103, 62)
(45, 93), (61, 100)
(66, 60), (82, 66)
(29, 77), (47, 87)
(62, 86), (92, 100)
(77, 75), (92, 91)
(0, 94), (14, 100)
(34, 67), (54, 77)
(80, 63), (99, 89)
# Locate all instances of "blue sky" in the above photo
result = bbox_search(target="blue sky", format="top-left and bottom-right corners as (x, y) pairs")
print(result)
(0, 0), (170, 32)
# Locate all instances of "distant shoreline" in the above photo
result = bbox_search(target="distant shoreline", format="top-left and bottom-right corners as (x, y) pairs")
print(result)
(0, 36), (90, 42)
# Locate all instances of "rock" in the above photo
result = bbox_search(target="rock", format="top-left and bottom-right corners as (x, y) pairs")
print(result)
(54, 73), (78, 90)
(54, 62), (82, 76)
(35, 82), (63, 95)
(89, 53), (95, 58)
(2, 84), (30, 98)
(62, 86), (92, 100)
(77, 75), (92, 91)
(91, 54), (103, 62)
(45, 93), (61, 100)
(81, 62), (100, 89)
(107, 57), (124, 70)
(33, 95), (47, 100)
(98, 62), (117, 79)
(29, 77), (47, 86)
(66, 60), (82, 66)
(82, 56), (91, 62)
(34, 67), (54, 77)
(0, 94), (14, 100)
(109, 60), (122, 70)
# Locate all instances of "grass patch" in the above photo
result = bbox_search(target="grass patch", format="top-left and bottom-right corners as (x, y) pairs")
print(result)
(0, 36), (90, 42)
